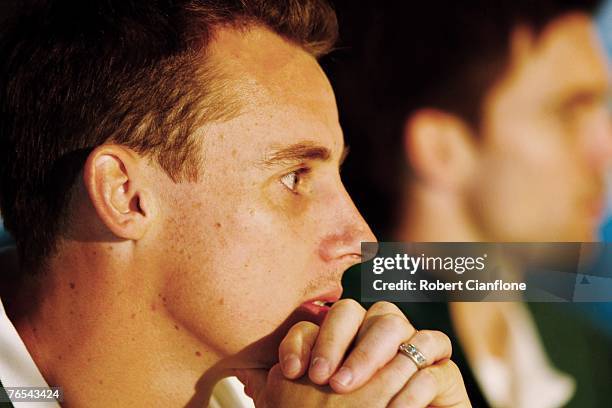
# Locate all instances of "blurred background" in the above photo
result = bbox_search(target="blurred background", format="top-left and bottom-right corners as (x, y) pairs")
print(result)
(321, 2), (612, 407)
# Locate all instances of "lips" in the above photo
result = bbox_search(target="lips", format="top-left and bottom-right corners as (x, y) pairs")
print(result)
(296, 287), (342, 325)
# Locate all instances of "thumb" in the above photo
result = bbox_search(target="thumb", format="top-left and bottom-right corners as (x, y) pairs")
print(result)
(234, 368), (269, 401)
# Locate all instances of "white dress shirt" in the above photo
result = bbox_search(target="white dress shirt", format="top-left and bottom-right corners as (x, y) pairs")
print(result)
(470, 302), (575, 408)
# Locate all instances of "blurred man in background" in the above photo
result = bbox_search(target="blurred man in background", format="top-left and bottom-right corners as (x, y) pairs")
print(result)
(327, 0), (612, 407)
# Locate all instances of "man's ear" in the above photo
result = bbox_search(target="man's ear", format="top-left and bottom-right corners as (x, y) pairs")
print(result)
(83, 144), (155, 240)
(404, 109), (477, 191)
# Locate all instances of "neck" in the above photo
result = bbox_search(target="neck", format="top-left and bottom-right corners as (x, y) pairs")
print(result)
(8, 242), (229, 407)
(396, 181), (483, 242)
(394, 183), (514, 360)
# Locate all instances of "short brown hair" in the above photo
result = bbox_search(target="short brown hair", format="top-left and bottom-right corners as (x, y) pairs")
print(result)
(0, 0), (338, 269)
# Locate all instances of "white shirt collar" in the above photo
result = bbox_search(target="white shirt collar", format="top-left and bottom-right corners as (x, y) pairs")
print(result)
(0, 297), (60, 407)
(209, 377), (255, 408)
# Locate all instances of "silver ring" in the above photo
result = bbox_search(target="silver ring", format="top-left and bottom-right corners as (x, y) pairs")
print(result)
(398, 343), (427, 369)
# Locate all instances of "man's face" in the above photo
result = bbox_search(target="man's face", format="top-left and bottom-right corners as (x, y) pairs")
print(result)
(468, 13), (612, 241)
(149, 27), (374, 366)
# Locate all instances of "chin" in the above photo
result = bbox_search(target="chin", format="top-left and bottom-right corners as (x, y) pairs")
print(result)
(224, 301), (331, 369)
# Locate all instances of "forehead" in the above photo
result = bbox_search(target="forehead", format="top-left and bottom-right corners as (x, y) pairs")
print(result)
(535, 13), (609, 92)
(490, 13), (609, 109)
(190, 24), (344, 169)
(205, 24), (340, 128)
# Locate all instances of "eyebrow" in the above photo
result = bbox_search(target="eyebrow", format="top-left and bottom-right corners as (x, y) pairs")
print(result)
(555, 86), (610, 111)
(260, 141), (348, 168)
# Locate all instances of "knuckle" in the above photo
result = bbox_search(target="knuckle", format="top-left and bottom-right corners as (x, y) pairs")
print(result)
(429, 329), (451, 347)
(333, 298), (363, 313)
(415, 330), (452, 359)
(280, 323), (309, 348)
(314, 334), (338, 355)
(446, 359), (462, 378)
(377, 313), (411, 334)
(290, 320), (319, 334)
(298, 320), (320, 330)
(283, 321), (318, 346)
(441, 333), (453, 356)
(368, 301), (401, 315)
(415, 329), (436, 345)
(348, 346), (376, 366)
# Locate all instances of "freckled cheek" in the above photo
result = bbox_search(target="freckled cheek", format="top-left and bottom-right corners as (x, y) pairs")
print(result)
(232, 195), (317, 250)
(187, 267), (305, 342)
(191, 189), (323, 277)
(260, 186), (309, 228)
(161, 223), (324, 349)
(161, 261), (302, 352)
(206, 210), (314, 281)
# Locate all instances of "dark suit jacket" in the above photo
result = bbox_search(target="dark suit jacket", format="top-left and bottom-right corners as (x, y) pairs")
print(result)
(0, 379), (14, 408)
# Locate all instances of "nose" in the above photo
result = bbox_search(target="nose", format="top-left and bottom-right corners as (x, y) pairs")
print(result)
(317, 184), (377, 265)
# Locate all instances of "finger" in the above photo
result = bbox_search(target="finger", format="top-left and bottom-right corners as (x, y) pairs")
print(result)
(278, 321), (320, 379)
(388, 360), (470, 408)
(355, 332), (450, 400)
(330, 301), (414, 393)
(234, 368), (268, 402)
(328, 310), (415, 393)
(357, 301), (408, 341)
(352, 345), (420, 401)
(308, 299), (366, 385)
(401, 330), (453, 368)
